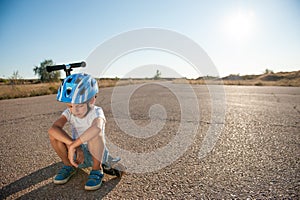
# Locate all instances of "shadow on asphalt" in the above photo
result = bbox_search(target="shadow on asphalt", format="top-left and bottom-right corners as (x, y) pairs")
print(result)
(1, 162), (121, 199)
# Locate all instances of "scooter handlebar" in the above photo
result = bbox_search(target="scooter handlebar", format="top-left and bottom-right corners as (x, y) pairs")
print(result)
(46, 61), (86, 72)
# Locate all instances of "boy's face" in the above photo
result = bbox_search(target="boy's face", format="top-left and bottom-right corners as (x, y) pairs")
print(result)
(67, 103), (88, 118)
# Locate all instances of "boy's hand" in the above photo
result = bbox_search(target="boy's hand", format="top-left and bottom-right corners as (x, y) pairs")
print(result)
(75, 147), (84, 165)
(68, 144), (78, 167)
(67, 139), (83, 167)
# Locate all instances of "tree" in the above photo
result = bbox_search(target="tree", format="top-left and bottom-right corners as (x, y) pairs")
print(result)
(33, 59), (60, 82)
(153, 69), (161, 80)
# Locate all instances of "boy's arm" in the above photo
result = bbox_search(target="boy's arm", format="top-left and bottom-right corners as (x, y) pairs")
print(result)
(68, 117), (105, 167)
(48, 115), (73, 146)
(80, 117), (105, 143)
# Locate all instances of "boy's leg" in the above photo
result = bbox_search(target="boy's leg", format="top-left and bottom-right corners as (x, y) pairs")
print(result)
(49, 134), (72, 166)
(49, 134), (76, 184)
(87, 134), (105, 171)
(84, 135), (105, 190)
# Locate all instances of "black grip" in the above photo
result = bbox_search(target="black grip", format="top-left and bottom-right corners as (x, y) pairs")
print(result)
(46, 61), (86, 72)
(68, 61), (86, 69)
(46, 64), (65, 72)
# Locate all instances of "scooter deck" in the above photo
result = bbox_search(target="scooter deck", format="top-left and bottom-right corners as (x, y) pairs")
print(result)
(102, 156), (125, 177)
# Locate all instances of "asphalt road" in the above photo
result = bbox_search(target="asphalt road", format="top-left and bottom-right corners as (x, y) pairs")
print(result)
(0, 83), (299, 199)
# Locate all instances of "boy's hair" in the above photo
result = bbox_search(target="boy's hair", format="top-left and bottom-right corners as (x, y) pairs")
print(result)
(57, 73), (98, 104)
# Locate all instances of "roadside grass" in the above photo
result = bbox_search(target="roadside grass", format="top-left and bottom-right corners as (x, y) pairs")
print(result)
(1, 70), (299, 100)
(98, 78), (152, 87)
(0, 79), (163, 100)
(173, 78), (300, 86)
(0, 83), (61, 100)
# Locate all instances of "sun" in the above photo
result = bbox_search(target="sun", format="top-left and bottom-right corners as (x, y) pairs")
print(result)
(223, 10), (256, 41)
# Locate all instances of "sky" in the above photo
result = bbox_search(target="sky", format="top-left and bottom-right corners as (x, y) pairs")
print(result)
(0, 0), (299, 79)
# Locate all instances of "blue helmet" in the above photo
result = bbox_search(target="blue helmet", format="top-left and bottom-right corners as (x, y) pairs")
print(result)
(56, 73), (98, 104)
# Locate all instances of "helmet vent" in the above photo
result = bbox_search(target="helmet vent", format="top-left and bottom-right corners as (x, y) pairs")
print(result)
(79, 88), (86, 95)
(66, 77), (73, 83)
(75, 77), (82, 84)
(66, 87), (72, 96)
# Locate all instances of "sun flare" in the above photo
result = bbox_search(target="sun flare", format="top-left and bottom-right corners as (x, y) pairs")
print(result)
(223, 10), (256, 41)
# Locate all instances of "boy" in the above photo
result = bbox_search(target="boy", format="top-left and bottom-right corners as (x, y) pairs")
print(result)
(48, 73), (106, 191)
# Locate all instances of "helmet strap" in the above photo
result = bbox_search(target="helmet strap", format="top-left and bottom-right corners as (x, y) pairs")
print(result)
(83, 102), (91, 118)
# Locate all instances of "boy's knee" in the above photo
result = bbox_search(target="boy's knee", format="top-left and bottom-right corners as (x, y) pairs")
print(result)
(87, 136), (104, 150)
(48, 127), (56, 139)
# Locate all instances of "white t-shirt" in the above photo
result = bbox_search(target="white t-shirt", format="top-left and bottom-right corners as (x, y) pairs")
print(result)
(62, 105), (106, 140)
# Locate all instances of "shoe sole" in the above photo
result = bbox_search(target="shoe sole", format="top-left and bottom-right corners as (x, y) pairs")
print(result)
(53, 171), (76, 185)
(84, 182), (102, 191)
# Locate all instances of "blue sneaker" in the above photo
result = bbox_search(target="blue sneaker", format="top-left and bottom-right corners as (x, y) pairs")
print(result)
(85, 170), (104, 191)
(53, 165), (76, 184)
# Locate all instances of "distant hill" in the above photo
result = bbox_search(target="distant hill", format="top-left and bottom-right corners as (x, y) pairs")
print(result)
(223, 70), (300, 81)
(186, 70), (300, 87)
(220, 70), (300, 86)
